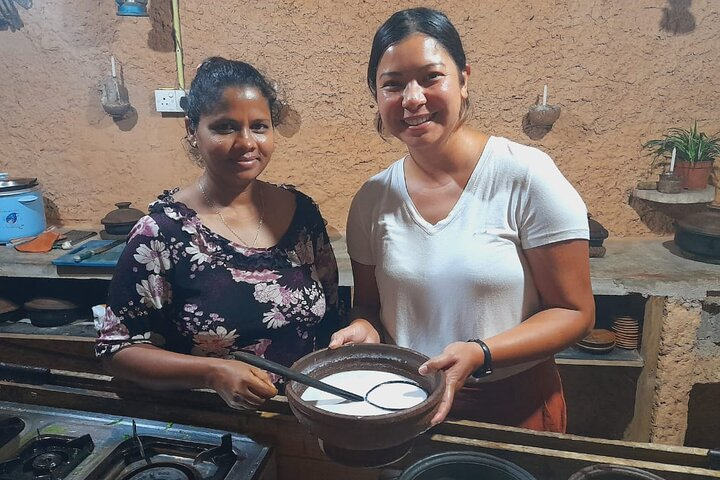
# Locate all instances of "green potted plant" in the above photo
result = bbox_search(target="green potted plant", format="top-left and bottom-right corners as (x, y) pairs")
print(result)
(643, 121), (720, 190)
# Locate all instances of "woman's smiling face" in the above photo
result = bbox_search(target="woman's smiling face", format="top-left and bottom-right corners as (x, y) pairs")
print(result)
(194, 86), (275, 185)
(375, 34), (469, 150)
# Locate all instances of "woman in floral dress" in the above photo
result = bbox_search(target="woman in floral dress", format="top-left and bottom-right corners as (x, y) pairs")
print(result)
(96, 58), (339, 410)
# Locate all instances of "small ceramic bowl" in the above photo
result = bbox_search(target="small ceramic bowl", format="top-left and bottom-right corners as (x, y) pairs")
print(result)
(285, 344), (445, 467)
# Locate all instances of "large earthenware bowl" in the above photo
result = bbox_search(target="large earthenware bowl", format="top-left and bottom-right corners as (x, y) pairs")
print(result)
(285, 344), (445, 467)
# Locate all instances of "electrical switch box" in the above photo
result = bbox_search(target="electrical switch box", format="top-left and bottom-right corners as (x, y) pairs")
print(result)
(154, 89), (186, 113)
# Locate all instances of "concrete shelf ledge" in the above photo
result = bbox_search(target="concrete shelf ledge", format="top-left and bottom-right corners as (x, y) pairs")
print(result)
(555, 345), (643, 367)
(2, 231), (720, 299)
(631, 185), (715, 204)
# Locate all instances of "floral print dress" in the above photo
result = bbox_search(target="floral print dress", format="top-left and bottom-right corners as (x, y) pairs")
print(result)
(96, 186), (340, 383)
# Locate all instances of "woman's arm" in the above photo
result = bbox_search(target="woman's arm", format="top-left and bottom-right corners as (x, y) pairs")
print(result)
(104, 345), (277, 409)
(421, 239), (595, 424)
(329, 260), (381, 347)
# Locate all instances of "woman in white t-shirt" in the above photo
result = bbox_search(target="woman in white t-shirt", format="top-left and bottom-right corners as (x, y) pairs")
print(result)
(329, 7), (595, 432)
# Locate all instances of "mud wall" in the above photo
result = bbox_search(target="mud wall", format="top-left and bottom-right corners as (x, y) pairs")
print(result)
(1, 1), (719, 235)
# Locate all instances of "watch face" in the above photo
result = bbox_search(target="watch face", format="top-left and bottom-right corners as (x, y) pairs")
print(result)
(471, 367), (492, 379)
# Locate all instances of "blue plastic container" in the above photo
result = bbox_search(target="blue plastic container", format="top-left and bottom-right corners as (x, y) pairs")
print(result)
(0, 175), (47, 244)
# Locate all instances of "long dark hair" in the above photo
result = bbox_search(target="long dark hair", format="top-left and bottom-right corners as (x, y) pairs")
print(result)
(183, 57), (282, 130)
(367, 8), (470, 134)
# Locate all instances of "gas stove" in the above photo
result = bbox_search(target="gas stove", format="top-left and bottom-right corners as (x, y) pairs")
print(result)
(0, 401), (273, 480)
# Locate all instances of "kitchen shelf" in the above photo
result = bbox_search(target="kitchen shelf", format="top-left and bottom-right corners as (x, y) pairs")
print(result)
(0, 317), (96, 338)
(3, 230), (720, 299)
(555, 345), (643, 367)
(631, 185), (714, 204)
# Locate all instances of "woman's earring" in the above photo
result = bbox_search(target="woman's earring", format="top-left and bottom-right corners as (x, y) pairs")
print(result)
(191, 140), (197, 148)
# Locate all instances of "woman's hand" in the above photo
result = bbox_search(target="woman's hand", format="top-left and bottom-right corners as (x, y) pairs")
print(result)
(206, 358), (278, 410)
(419, 341), (484, 425)
(328, 318), (381, 348)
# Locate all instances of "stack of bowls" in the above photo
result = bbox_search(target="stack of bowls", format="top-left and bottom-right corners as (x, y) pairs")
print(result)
(612, 316), (640, 350)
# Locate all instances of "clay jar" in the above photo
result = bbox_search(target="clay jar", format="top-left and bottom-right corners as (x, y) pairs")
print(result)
(100, 202), (144, 239)
(285, 344), (445, 468)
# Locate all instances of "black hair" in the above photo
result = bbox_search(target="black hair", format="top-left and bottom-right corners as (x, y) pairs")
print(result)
(366, 8), (470, 135)
(182, 57), (282, 129)
(367, 8), (467, 97)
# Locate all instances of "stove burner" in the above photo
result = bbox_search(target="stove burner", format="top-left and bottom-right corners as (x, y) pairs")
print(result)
(0, 434), (94, 480)
(120, 462), (202, 480)
(0, 416), (24, 449)
(31, 450), (68, 474)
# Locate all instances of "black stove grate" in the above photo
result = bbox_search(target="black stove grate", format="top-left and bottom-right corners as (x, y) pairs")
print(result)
(85, 433), (239, 480)
(0, 433), (94, 480)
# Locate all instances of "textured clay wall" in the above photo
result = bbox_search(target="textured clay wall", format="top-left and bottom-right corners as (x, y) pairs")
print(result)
(1, 1), (719, 235)
(651, 299), (720, 445)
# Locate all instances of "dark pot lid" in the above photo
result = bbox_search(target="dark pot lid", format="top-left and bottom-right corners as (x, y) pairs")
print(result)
(588, 213), (609, 241)
(676, 206), (720, 237)
(24, 297), (78, 311)
(101, 202), (145, 226)
(0, 176), (38, 193)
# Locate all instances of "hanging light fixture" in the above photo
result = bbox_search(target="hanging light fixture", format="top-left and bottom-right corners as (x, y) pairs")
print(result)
(115, 0), (148, 17)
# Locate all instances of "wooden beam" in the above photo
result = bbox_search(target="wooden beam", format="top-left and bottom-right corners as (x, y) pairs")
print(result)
(428, 434), (720, 480)
(624, 296), (665, 441)
(0, 333), (99, 373)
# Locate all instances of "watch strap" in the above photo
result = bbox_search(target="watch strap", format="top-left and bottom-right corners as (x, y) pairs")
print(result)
(468, 339), (493, 379)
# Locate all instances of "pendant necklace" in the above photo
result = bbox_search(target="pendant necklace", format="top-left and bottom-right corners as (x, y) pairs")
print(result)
(197, 180), (265, 248)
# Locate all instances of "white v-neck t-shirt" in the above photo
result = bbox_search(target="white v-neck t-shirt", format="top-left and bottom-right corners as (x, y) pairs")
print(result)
(346, 136), (589, 380)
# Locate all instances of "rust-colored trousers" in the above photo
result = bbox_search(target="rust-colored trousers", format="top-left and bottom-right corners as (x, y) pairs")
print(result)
(449, 358), (566, 433)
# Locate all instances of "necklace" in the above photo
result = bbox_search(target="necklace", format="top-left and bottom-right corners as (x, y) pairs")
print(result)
(197, 180), (265, 248)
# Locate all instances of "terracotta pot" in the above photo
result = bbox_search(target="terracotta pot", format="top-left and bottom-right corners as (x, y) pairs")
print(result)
(285, 344), (445, 467)
(673, 161), (713, 190)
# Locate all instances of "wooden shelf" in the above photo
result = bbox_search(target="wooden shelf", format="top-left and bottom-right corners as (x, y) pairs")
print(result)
(631, 185), (715, 204)
(555, 345), (644, 367)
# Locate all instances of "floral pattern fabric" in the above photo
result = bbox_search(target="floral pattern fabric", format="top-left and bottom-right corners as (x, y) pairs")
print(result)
(96, 186), (340, 379)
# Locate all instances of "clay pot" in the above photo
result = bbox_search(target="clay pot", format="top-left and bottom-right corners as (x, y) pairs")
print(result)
(657, 173), (681, 194)
(285, 344), (445, 468)
(100, 202), (144, 239)
(527, 104), (561, 127)
(400, 451), (537, 480)
(24, 297), (79, 327)
(673, 161), (713, 190)
(588, 214), (609, 258)
(0, 298), (22, 324)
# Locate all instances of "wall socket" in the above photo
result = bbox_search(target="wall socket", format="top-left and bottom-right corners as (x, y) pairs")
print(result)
(154, 89), (186, 113)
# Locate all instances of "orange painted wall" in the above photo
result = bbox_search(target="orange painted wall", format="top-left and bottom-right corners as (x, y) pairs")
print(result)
(1, 1), (719, 235)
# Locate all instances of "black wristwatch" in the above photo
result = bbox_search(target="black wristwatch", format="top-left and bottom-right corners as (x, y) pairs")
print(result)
(468, 339), (493, 379)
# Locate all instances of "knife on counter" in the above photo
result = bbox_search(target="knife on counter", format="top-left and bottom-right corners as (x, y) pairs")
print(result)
(73, 239), (125, 263)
